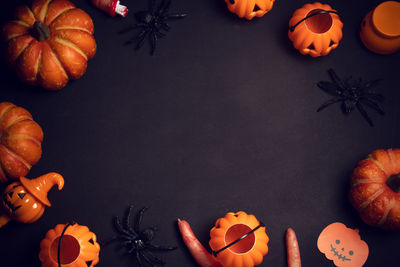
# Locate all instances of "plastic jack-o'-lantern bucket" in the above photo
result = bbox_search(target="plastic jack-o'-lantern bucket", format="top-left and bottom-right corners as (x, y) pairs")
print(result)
(288, 2), (343, 57)
(39, 222), (100, 267)
(224, 0), (275, 20)
(360, 1), (400, 55)
(0, 173), (64, 228)
(209, 211), (269, 267)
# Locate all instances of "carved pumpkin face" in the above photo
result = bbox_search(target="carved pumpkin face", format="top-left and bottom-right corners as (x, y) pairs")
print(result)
(39, 223), (101, 267)
(317, 223), (369, 267)
(2, 181), (45, 223)
(288, 2), (343, 57)
(225, 0), (275, 20)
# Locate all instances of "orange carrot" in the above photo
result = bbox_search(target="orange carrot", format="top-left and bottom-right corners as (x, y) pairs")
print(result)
(286, 228), (302, 267)
(178, 219), (222, 267)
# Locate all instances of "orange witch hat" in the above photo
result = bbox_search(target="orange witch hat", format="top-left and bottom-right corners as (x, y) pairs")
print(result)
(20, 172), (64, 207)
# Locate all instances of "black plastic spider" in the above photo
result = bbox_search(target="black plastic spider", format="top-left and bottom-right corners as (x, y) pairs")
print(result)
(121, 0), (187, 55)
(317, 68), (384, 127)
(105, 205), (177, 266)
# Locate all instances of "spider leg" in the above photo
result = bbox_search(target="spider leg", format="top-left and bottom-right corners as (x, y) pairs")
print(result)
(142, 250), (166, 265)
(361, 98), (385, 115)
(124, 28), (148, 45)
(363, 79), (382, 91)
(327, 69), (345, 89)
(119, 26), (136, 34)
(152, 25), (166, 37)
(114, 216), (134, 237)
(102, 236), (118, 246)
(165, 13), (187, 19)
(140, 251), (158, 267)
(356, 102), (374, 127)
(136, 251), (143, 267)
(157, 0), (171, 16)
(135, 206), (149, 233)
(150, 0), (157, 14)
(148, 244), (177, 251)
(160, 21), (170, 31)
(365, 93), (384, 102)
(317, 81), (342, 96)
(316, 97), (342, 112)
(125, 205), (137, 235)
(150, 32), (158, 55)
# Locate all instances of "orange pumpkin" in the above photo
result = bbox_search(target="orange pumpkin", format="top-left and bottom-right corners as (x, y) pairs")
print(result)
(288, 2), (343, 57)
(39, 222), (100, 267)
(2, 0), (97, 90)
(317, 223), (369, 267)
(0, 102), (43, 183)
(0, 172), (64, 227)
(224, 0), (275, 20)
(349, 149), (400, 230)
(209, 211), (269, 267)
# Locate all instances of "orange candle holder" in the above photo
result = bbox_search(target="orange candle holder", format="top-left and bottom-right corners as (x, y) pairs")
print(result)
(209, 211), (269, 267)
(360, 1), (400, 55)
(288, 2), (343, 57)
(39, 222), (101, 267)
(224, 0), (275, 20)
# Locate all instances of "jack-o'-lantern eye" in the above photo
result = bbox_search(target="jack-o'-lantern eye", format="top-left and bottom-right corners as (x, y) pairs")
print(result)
(349, 250), (354, 256)
(335, 240), (340, 244)
(17, 193), (26, 199)
(8, 192), (14, 198)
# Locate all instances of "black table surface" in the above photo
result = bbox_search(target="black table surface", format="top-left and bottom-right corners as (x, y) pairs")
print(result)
(0, 0), (399, 266)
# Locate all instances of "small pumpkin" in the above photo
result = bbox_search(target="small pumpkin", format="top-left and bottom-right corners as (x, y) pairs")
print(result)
(349, 149), (400, 230)
(224, 0), (275, 20)
(2, 0), (97, 90)
(0, 172), (64, 227)
(317, 222), (369, 267)
(39, 222), (100, 267)
(209, 211), (269, 267)
(0, 102), (43, 183)
(288, 2), (343, 57)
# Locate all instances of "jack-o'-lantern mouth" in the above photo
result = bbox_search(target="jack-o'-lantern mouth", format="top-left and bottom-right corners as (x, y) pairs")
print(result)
(330, 244), (351, 262)
(2, 193), (21, 212)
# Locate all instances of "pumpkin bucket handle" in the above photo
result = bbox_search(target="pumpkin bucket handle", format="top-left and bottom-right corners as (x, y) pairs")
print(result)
(289, 10), (339, 32)
(212, 221), (265, 257)
(57, 222), (76, 267)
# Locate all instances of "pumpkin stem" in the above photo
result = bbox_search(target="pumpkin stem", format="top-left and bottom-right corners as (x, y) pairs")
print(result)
(31, 21), (50, 41)
(387, 174), (400, 193)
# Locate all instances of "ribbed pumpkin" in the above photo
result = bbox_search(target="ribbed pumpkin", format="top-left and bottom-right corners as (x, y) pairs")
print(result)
(288, 2), (343, 57)
(2, 0), (97, 90)
(209, 211), (269, 267)
(349, 149), (400, 230)
(39, 223), (100, 267)
(0, 102), (43, 183)
(225, 0), (275, 20)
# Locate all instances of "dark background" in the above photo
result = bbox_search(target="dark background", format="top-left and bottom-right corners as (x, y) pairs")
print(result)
(0, 0), (399, 266)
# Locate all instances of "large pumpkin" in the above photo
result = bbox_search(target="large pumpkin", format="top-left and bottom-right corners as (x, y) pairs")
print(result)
(2, 0), (97, 90)
(209, 211), (269, 267)
(224, 0), (275, 20)
(288, 2), (343, 57)
(349, 149), (400, 230)
(39, 223), (100, 267)
(0, 102), (43, 183)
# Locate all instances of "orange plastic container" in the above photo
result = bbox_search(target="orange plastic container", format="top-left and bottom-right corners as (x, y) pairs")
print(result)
(360, 1), (400, 55)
